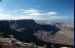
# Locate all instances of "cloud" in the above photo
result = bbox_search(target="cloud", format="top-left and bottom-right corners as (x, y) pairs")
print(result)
(47, 12), (57, 15)
(0, 14), (11, 20)
(0, 12), (33, 20)
(0, 8), (73, 20)
(24, 9), (39, 13)
(0, 9), (36, 20)
(24, 9), (44, 16)
(11, 9), (44, 16)
(8, 9), (57, 17)
(12, 9), (57, 16)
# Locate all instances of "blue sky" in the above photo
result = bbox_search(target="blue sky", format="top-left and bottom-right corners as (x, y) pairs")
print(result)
(0, 0), (74, 20)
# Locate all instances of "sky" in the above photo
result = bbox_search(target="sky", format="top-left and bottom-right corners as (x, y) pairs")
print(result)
(0, 0), (74, 20)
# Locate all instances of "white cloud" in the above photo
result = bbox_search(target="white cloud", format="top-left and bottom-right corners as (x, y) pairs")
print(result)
(11, 9), (44, 16)
(24, 9), (39, 13)
(6, 9), (57, 17)
(29, 12), (43, 16)
(0, 9), (36, 20)
(0, 14), (11, 20)
(0, 12), (33, 20)
(47, 12), (57, 15)
(0, 8), (73, 20)
(13, 9), (25, 13)
(24, 9), (44, 16)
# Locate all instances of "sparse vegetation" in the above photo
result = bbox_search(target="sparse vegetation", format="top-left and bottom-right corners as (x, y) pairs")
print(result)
(43, 45), (48, 48)
(0, 42), (5, 48)
(0, 32), (5, 37)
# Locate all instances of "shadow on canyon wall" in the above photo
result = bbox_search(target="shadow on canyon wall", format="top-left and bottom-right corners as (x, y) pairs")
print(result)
(8, 19), (60, 42)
